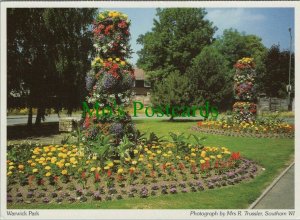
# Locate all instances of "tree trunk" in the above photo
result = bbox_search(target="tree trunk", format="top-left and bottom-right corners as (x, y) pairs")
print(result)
(35, 107), (45, 125)
(27, 106), (33, 126)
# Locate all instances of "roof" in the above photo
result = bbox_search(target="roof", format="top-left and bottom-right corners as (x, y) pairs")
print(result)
(134, 68), (146, 80)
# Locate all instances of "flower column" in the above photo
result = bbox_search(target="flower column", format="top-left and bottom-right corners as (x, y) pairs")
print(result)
(83, 10), (136, 142)
(233, 57), (257, 123)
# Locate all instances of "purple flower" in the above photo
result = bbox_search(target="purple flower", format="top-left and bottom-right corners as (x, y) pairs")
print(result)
(85, 75), (95, 91)
(207, 182), (214, 189)
(27, 191), (34, 198)
(102, 73), (118, 91)
(42, 197), (50, 203)
(93, 192), (101, 201)
(170, 187), (177, 194)
(110, 123), (124, 137)
(151, 185), (159, 190)
(227, 172), (235, 179)
(140, 187), (148, 198)
(181, 188), (188, 193)
(7, 196), (13, 203)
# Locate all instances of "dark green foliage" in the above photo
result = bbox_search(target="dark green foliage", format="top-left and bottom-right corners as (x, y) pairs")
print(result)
(150, 71), (193, 119)
(186, 46), (232, 110)
(137, 8), (216, 78)
(7, 8), (97, 125)
(262, 44), (294, 98)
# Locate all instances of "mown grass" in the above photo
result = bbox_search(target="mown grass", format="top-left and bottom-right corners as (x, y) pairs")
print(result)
(8, 119), (294, 209)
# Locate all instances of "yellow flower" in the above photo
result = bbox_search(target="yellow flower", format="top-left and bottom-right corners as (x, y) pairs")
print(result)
(210, 155), (216, 159)
(32, 168), (38, 173)
(191, 148), (196, 152)
(108, 57), (113, 61)
(61, 170), (68, 175)
(200, 159), (205, 164)
(132, 160), (137, 165)
(92, 156), (97, 160)
(65, 163), (70, 167)
(138, 158), (144, 162)
(201, 151), (206, 158)
(190, 159), (196, 164)
(7, 171), (12, 176)
(47, 152), (53, 156)
(191, 153), (196, 157)
(104, 166), (110, 170)
(204, 157), (210, 161)
(45, 166), (51, 170)
(45, 172), (51, 177)
(125, 157), (131, 162)
(176, 156), (181, 160)
(120, 61), (126, 66)
(115, 58), (120, 62)
(217, 154), (222, 159)
(162, 153), (168, 157)
(149, 156), (154, 160)
(117, 168), (124, 174)
(107, 162), (114, 167)
(167, 151), (172, 155)
(30, 163), (36, 167)
(70, 157), (76, 163)
(97, 167), (101, 171)
(157, 150), (162, 154)
(8, 166), (15, 170)
(8, 162), (14, 166)
(147, 164), (153, 169)
(90, 167), (96, 172)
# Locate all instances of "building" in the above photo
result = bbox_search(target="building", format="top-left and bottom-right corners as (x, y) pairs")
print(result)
(132, 68), (151, 105)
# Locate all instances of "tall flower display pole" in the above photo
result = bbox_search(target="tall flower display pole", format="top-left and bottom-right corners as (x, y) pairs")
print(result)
(83, 10), (135, 142)
(233, 57), (257, 123)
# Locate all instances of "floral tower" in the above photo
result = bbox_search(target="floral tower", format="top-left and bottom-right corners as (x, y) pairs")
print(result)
(83, 10), (136, 142)
(233, 57), (257, 123)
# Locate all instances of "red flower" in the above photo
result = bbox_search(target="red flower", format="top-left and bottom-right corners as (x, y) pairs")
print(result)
(81, 171), (86, 179)
(84, 115), (90, 128)
(107, 169), (112, 177)
(197, 121), (202, 126)
(118, 20), (127, 28)
(231, 152), (240, 160)
(95, 171), (100, 182)
(178, 162), (185, 170)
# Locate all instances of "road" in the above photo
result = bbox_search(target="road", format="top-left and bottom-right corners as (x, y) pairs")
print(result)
(7, 114), (205, 126)
(7, 114), (294, 126)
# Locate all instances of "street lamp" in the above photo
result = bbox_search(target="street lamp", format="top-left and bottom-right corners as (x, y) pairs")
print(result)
(287, 28), (292, 111)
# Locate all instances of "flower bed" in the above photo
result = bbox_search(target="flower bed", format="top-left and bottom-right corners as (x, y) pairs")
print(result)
(7, 141), (259, 204)
(193, 120), (294, 138)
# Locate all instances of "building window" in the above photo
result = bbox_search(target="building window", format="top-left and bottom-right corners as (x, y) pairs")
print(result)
(144, 79), (151, 88)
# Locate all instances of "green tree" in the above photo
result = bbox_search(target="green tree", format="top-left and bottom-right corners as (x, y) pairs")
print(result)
(262, 44), (294, 98)
(186, 46), (232, 110)
(213, 28), (267, 93)
(137, 8), (216, 81)
(7, 8), (97, 125)
(150, 71), (193, 120)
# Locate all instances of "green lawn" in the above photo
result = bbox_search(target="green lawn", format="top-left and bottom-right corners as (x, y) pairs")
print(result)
(8, 119), (294, 209)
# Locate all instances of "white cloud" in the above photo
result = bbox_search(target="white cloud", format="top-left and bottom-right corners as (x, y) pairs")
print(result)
(206, 8), (266, 36)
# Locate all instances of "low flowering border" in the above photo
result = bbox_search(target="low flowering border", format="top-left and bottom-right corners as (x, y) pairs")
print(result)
(192, 123), (294, 139)
(7, 143), (260, 205)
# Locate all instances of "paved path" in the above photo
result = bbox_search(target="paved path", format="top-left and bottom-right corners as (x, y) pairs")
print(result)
(7, 114), (204, 126)
(253, 164), (294, 209)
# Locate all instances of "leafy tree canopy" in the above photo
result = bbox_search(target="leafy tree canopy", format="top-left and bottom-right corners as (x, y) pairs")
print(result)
(137, 8), (217, 81)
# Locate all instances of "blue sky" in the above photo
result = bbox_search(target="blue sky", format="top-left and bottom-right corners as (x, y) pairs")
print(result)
(105, 8), (294, 65)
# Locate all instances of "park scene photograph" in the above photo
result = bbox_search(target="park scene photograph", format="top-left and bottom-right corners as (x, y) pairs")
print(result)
(4, 6), (295, 210)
